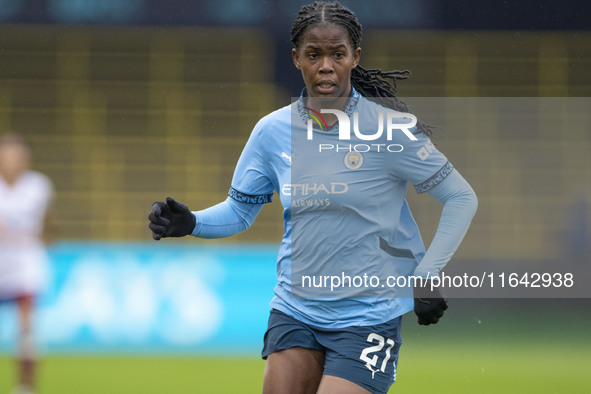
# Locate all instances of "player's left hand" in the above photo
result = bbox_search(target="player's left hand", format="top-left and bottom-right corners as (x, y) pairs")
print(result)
(413, 280), (448, 325)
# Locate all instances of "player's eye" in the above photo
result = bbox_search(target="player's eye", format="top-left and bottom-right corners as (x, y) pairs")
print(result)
(307, 52), (318, 60)
(334, 52), (345, 59)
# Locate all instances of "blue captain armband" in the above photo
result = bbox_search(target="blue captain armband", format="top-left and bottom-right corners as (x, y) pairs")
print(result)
(228, 187), (273, 204)
(414, 161), (454, 194)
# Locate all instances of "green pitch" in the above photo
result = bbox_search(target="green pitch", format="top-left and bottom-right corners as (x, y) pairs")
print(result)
(1, 300), (590, 393)
(1, 342), (589, 393)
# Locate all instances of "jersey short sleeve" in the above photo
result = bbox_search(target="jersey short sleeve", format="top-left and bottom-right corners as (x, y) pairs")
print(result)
(229, 119), (275, 204)
(389, 128), (454, 194)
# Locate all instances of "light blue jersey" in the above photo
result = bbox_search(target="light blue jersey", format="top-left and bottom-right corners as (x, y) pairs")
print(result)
(230, 89), (453, 328)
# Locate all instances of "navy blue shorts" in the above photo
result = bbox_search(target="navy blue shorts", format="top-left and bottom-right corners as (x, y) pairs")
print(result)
(262, 309), (403, 394)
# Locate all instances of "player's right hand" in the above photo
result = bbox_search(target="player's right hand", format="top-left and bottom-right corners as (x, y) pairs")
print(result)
(148, 197), (196, 240)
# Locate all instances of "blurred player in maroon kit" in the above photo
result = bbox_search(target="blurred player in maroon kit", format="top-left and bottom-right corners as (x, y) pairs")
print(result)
(0, 133), (56, 394)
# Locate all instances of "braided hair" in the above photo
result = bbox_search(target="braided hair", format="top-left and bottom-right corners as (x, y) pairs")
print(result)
(290, 1), (432, 137)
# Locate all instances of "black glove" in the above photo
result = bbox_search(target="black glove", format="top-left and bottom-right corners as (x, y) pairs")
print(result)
(414, 279), (448, 326)
(148, 197), (196, 241)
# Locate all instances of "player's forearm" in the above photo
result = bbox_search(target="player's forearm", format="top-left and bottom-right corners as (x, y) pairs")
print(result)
(414, 169), (477, 278)
(191, 197), (263, 239)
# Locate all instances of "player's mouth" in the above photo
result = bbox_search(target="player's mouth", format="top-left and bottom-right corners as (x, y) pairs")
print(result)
(316, 80), (337, 94)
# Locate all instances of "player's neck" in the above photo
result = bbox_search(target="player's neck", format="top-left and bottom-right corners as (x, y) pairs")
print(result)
(0, 171), (23, 186)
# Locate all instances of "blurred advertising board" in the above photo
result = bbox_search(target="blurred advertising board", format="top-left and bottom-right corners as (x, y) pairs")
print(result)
(0, 242), (278, 355)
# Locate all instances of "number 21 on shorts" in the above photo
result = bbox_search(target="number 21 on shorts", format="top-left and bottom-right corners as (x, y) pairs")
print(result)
(359, 333), (396, 379)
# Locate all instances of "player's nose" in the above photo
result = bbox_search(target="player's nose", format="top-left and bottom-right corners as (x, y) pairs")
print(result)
(318, 56), (334, 73)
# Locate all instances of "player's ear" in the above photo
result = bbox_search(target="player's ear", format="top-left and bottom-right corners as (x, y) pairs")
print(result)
(352, 47), (361, 69)
(292, 48), (301, 70)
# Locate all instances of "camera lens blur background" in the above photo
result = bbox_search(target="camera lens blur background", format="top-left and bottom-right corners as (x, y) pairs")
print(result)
(0, 1), (590, 393)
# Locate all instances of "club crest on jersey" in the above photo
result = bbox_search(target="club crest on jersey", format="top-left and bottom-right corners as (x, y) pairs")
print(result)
(344, 151), (364, 170)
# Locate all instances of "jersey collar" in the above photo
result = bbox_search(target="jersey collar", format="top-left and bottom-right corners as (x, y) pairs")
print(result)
(297, 86), (361, 131)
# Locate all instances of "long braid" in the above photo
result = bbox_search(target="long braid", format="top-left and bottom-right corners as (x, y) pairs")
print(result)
(291, 1), (432, 137)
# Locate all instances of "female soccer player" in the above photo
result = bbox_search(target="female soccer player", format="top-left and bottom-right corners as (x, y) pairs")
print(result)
(0, 133), (55, 394)
(149, 2), (477, 393)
